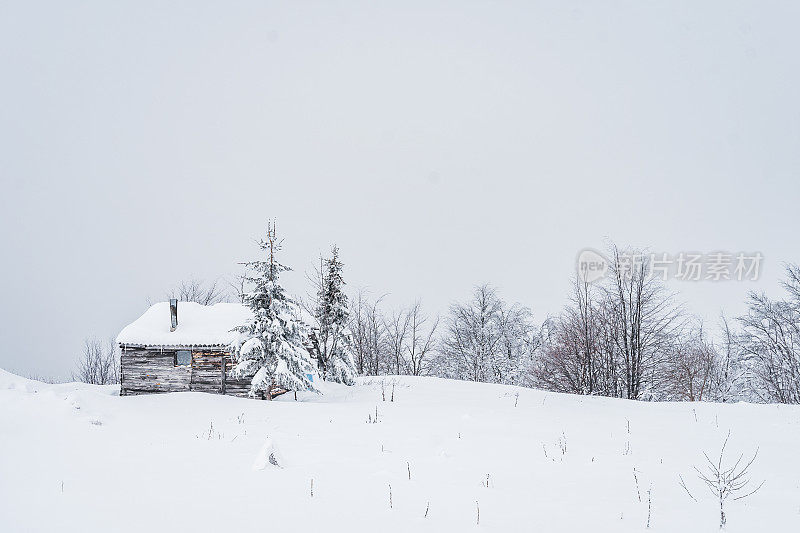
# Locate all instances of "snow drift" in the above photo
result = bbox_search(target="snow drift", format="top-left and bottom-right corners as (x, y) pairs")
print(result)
(0, 369), (798, 532)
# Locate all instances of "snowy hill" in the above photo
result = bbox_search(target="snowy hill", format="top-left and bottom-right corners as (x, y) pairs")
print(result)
(1, 369), (798, 532)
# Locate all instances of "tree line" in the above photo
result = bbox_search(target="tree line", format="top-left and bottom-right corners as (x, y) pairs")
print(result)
(343, 244), (800, 405)
(75, 236), (800, 405)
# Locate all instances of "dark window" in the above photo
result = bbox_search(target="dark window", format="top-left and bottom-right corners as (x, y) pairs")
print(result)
(175, 350), (192, 366)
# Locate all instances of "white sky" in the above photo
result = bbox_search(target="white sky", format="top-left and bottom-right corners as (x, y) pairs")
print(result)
(1, 1), (798, 378)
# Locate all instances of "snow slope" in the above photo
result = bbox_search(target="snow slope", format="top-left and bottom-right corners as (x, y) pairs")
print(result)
(1, 369), (798, 532)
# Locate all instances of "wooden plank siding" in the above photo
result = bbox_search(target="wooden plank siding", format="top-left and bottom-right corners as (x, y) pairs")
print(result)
(120, 345), (257, 398)
(190, 352), (224, 394)
(223, 356), (259, 398)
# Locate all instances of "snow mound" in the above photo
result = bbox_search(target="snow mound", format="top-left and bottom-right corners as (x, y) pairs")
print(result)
(253, 436), (284, 470)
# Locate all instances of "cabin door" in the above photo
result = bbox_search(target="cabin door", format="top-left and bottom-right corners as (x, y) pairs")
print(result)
(189, 352), (224, 393)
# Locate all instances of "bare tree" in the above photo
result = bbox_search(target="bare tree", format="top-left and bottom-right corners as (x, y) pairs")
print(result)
(533, 277), (616, 395)
(73, 337), (119, 385)
(571, 276), (604, 394)
(436, 285), (533, 384)
(167, 277), (227, 305)
(385, 308), (411, 375)
(349, 290), (389, 376)
(299, 256), (327, 369)
(715, 313), (746, 403)
(346, 292), (439, 377)
(533, 245), (683, 400)
(737, 264), (800, 404)
(665, 323), (719, 401)
(300, 254), (326, 317)
(406, 301), (439, 376)
(227, 272), (249, 304)
(695, 431), (764, 529)
(497, 303), (536, 384)
(348, 290), (370, 374)
(437, 285), (504, 382)
(604, 246), (683, 400)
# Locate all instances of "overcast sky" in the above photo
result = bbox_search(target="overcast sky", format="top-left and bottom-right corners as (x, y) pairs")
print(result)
(1, 1), (798, 378)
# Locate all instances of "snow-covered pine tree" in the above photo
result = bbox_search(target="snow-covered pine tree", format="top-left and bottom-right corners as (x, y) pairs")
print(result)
(312, 245), (358, 385)
(232, 222), (318, 399)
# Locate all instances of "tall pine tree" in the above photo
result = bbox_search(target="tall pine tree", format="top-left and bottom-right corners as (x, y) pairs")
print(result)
(232, 222), (318, 399)
(312, 245), (358, 385)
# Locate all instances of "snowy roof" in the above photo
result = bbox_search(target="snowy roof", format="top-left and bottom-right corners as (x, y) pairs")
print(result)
(117, 301), (319, 347)
(116, 302), (253, 347)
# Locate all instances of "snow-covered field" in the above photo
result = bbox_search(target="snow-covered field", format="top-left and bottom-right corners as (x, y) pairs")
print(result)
(1, 369), (798, 532)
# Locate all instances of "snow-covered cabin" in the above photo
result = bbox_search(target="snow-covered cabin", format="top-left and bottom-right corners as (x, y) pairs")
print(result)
(117, 301), (263, 398)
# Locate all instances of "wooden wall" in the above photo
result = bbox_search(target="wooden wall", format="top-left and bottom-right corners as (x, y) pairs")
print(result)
(120, 346), (257, 398)
(190, 352), (223, 394)
(223, 356), (258, 398)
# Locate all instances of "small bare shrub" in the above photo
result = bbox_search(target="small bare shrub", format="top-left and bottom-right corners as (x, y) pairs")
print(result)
(694, 431), (764, 529)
